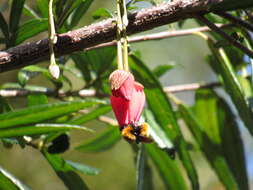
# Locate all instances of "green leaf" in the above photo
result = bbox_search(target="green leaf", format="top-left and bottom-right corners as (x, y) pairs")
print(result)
(129, 54), (199, 190)
(192, 89), (248, 189)
(43, 152), (90, 190)
(0, 123), (92, 138)
(207, 41), (253, 136)
(0, 99), (104, 128)
(9, 0), (25, 45)
(69, 0), (94, 28)
(71, 54), (92, 82)
(0, 166), (32, 190)
(66, 160), (100, 176)
(145, 144), (187, 190)
(178, 94), (239, 190)
(36, 0), (49, 18)
(27, 94), (48, 107)
(0, 97), (12, 113)
(219, 97), (249, 190)
(76, 126), (121, 152)
(69, 105), (112, 125)
(144, 109), (174, 153)
(136, 145), (154, 190)
(23, 4), (40, 19)
(16, 18), (48, 45)
(17, 65), (50, 86)
(152, 64), (174, 78)
(92, 8), (112, 20)
(0, 12), (9, 44)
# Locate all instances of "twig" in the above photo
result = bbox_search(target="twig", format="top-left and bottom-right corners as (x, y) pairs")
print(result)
(0, 82), (221, 97)
(85, 24), (232, 51)
(196, 14), (253, 58)
(163, 82), (220, 93)
(215, 11), (253, 32)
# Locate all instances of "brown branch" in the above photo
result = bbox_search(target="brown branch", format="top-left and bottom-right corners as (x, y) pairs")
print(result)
(215, 11), (253, 32)
(0, 82), (220, 97)
(196, 14), (253, 58)
(0, 0), (234, 73)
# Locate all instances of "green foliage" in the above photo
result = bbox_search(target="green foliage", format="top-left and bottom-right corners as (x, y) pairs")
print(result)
(0, 167), (32, 190)
(0, 1), (253, 189)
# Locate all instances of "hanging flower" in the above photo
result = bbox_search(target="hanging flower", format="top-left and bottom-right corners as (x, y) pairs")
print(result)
(109, 70), (152, 143)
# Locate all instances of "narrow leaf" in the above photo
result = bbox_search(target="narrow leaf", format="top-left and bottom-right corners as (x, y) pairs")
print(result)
(145, 144), (187, 190)
(0, 124), (93, 138)
(69, 0), (94, 28)
(178, 100), (239, 190)
(0, 13), (9, 43)
(136, 145), (148, 190)
(76, 126), (120, 152)
(0, 99), (104, 128)
(69, 105), (112, 125)
(92, 8), (112, 20)
(0, 166), (32, 190)
(36, 0), (49, 18)
(16, 18), (48, 45)
(9, 0), (25, 44)
(152, 64), (174, 78)
(27, 94), (48, 107)
(43, 152), (89, 190)
(207, 41), (253, 136)
(144, 109), (174, 156)
(66, 160), (100, 176)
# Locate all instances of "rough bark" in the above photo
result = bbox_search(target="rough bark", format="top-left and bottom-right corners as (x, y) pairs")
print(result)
(0, 0), (252, 72)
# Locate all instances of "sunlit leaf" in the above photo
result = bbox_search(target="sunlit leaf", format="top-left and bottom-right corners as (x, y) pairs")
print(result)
(207, 40), (253, 136)
(66, 160), (100, 176)
(152, 64), (174, 78)
(0, 166), (32, 190)
(43, 152), (90, 190)
(0, 123), (93, 138)
(145, 144), (187, 190)
(69, 0), (94, 28)
(178, 91), (240, 190)
(16, 18), (48, 45)
(92, 8), (112, 20)
(69, 105), (112, 125)
(0, 99), (104, 128)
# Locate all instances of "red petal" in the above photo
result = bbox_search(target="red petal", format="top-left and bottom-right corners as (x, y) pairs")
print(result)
(110, 95), (130, 126)
(128, 82), (145, 124)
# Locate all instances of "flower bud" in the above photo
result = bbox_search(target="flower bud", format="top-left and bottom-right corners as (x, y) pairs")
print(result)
(49, 63), (60, 79)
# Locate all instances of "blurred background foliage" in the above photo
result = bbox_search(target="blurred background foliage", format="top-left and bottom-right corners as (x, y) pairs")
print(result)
(0, 0), (253, 189)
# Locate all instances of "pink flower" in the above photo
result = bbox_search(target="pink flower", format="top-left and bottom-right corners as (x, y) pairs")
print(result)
(110, 81), (145, 127)
(109, 70), (152, 143)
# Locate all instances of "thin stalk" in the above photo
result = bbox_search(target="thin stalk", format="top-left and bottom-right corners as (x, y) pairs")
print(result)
(116, 0), (124, 70)
(48, 0), (60, 79)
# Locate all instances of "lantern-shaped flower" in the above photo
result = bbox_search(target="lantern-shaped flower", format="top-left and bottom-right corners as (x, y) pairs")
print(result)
(109, 70), (152, 143)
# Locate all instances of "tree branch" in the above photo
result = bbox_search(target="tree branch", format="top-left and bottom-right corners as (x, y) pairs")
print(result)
(196, 14), (253, 58)
(0, 82), (220, 97)
(0, 0), (252, 72)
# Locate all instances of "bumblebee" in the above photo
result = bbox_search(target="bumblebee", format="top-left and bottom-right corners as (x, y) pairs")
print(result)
(120, 122), (153, 143)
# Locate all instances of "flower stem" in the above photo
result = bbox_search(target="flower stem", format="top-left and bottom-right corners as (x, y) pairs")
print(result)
(48, 0), (60, 79)
(116, 0), (129, 71)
